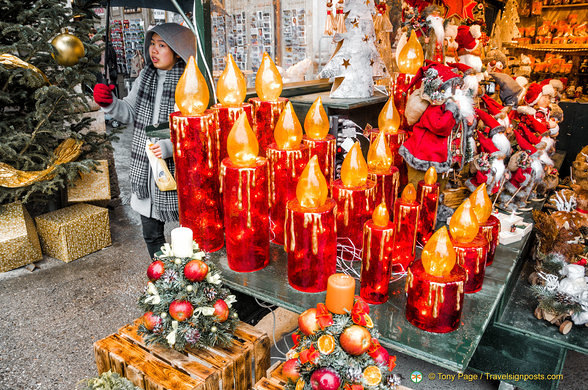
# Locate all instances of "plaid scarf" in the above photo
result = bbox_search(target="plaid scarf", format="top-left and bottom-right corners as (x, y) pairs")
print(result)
(129, 61), (185, 221)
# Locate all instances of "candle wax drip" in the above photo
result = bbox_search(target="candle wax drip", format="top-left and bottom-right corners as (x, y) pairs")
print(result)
(427, 283), (445, 319)
(304, 213), (325, 255)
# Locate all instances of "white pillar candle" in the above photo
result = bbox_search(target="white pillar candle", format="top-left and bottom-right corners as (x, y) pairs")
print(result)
(171, 227), (193, 258)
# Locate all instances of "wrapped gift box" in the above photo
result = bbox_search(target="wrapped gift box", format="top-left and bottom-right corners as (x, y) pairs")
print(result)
(67, 160), (111, 203)
(35, 203), (111, 262)
(0, 202), (43, 272)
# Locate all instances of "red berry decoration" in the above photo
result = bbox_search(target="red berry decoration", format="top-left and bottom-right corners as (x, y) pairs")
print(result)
(142, 311), (162, 330)
(169, 300), (194, 321)
(147, 260), (165, 281)
(184, 259), (209, 282)
(213, 299), (229, 322)
(310, 368), (341, 390)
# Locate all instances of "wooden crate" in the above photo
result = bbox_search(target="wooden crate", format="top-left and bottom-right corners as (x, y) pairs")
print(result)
(253, 362), (287, 390)
(94, 320), (270, 390)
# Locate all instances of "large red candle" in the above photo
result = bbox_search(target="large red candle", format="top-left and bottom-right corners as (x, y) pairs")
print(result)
(332, 142), (376, 260)
(453, 233), (489, 293)
(469, 184), (500, 266)
(302, 96), (336, 183)
(213, 104), (253, 163)
(406, 227), (467, 333)
(367, 129), (400, 220)
(220, 115), (269, 272)
(367, 128), (409, 194)
(360, 203), (395, 304)
(286, 156), (336, 292)
(479, 215), (500, 266)
(392, 184), (420, 272)
(250, 97), (288, 156)
(170, 111), (223, 252)
(417, 167), (440, 245)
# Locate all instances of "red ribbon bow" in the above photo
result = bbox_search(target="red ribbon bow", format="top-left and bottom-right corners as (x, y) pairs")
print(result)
(299, 345), (320, 365)
(388, 355), (397, 371)
(351, 298), (370, 326)
(368, 338), (381, 355)
(316, 303), (334, 329)
(292, 333), (300, 347)
(344, 384), (364, 390)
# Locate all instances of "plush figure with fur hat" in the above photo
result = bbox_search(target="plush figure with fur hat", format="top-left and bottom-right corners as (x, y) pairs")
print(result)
(499, 150), (534, 211)
(455, 24), (483, 72)
(422, 5), (446, 62)
(476, 106), (512, 158)
(399, 61), (475, 186)
(532, 82), (561, 137)
(448, 62), (479, 97)
(484, 48), (508, 73)
(489, 72), (524, 107)
(465, 131), (506, 194)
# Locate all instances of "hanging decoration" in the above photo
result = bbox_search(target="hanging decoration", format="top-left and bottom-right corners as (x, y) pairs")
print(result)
(325, 0), (336, 35)
(51, 31), (85, 67)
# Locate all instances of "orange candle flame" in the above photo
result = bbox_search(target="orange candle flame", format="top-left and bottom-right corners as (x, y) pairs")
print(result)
(255, 52), (283, 101)
(449, 198), (480, 244)
(421, 226), (456, 277)
(274, 101), (303, 149)
(227, 114), (258, 167)
(424, 166), (437, 185)
(175, 56), (209, 116)
(372, 202), (390, 227)
(469, 183), (492, 224)
(217, 53), (246, 107)
(378, 97), (401, 134)
(341, 141), (368, 188)
(400, 183), (417, 203)
(304, 97), (329, 140)
(367, 130), (392, 174)
(296, 155), (328, 209)
(397, 30), (424, 75)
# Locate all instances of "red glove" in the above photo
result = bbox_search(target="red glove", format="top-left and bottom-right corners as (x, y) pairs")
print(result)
(93, 84), (115, 107)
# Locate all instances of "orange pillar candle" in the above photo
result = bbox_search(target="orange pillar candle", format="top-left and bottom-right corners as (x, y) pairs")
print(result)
(220, 114), (269, 272)
(267, 102), (310, 244)
(285, 156), (337, 292)
(360, 203), (395, 304)
(249, 53), (288, 157)
(212, 54), (253, 163)
(469, 183), (500, 266)
(325, 273), (356, 314)
(331, 142), (377, 260)
(392, 184), (420, 273)
(302, 97), (337, 183)
(417, 167), (440, 245)
(449, 199), (488, 293)
(405, 227), (467, 333)
(367, 129), (400, 220)
(171, 56), (223, 252)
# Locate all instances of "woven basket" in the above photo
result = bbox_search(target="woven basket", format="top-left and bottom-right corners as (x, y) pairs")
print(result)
(442, 187), (469, 209)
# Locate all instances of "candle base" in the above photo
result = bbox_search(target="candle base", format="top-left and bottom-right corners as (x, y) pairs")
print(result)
(267, 144), (310, 245)
(368, 167), (400, 220)
(405, 259), (467, 333)
(417, 180), (440, 246)
(480, 215), (500, 266)
(360, 220), (395, 304)
(212, 103), (253, 163)
(221, 158), (269, 272)
(302, 135), (337, 184)
(171, 111), (224, 252)
(392, 200), (420, 273)
(249, 97), (288, 157)
(452, 233), (489, 294)
(286, 199), (337, 292)
(331, 179), (377, 261)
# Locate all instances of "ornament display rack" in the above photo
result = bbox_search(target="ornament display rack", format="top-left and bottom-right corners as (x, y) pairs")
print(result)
(122, 19), (144, 74)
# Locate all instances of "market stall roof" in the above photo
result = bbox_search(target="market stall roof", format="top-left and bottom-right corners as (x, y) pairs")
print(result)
(102, 0), (193, 14)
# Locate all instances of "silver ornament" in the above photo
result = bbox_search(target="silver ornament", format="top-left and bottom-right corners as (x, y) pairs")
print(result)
(174, 258), (182, 265)
(186, 285), (193, 292)
(161, 312), (167, 319)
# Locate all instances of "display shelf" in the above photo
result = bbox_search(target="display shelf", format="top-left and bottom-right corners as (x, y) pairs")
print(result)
(542, 2), (588, 9)
(504, 42), (588, 53)
(495, 260), (588, 354)
(211, 222), (531, 373)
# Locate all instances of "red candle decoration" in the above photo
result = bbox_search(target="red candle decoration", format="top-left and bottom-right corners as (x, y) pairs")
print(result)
(302, 97), (336, 183)
(213, 53), (253, 163)
(171, 56), (223, 252)
(406, 226), (467, 333)
(469, 183), (500, 266)
(285, 156), (337, 292)
(220, 114), (269, 272)
(360, 203), (395, 304)
(267, 102), (310, 245)
(449, 199), (488, 293)
(367, 129), (400, 220)
(250, 52), (287, 156)
(417, 166), (440, 245)
(392, 184), (420, 272)
(331, 141), (377, 260)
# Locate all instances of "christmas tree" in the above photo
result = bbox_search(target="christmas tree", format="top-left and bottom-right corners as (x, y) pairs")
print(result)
(0, 0), (112, 207)
(491, 0), (520, 49)
(319, 0), (388, 98)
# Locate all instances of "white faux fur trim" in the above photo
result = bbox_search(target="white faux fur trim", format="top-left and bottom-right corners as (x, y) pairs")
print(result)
(550, 79), (564, 92)
(542, 84), (555, 97)
(470, 25), (482, 39)
(517, 106), (536, 116)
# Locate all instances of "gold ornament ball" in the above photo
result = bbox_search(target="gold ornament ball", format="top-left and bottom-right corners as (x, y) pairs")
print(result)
(51, 33), (85, 66)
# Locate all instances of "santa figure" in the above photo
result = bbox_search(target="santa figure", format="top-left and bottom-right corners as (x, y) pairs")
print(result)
(465, 131), (505, 194)
(399, 61), (475, 186)
(455, 25), (483, 73)
(422, 5), (445, 63)
(444, 24), (459, 64)
(527, 81), (560, 137)
(448, 62), (479, 97)
(514, 129), (554, 200)
(476, 107), (512, 158)
(499, 150), (534, 211)
(489, 72), (525, 108)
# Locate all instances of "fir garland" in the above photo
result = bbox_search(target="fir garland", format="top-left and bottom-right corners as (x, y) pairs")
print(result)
(137, 242), (239, 351)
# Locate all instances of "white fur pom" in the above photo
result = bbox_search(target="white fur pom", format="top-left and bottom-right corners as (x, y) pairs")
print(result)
(550, 79), (564, 92)
(542, 83), (555, 97)
(492, 132), (512, 157)
(463, 74), (478, 93)
(517, 106), (536, 116)
(515, 76), (528, 88)
(470, 25), (482, 39)
(453, 88), (474, 119)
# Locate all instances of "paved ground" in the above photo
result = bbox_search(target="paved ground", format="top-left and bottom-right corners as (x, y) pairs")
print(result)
(0, 122), (586, 389)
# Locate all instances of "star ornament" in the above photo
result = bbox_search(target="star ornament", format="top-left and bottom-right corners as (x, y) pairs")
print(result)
(342, 58), (351, 69)
(363, 35), (370, 42)
(444, 0), (476, 20)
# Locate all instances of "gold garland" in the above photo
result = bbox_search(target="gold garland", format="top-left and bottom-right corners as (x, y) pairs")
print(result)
(0, 53), (50, 84)
(0, 138), (83, 188)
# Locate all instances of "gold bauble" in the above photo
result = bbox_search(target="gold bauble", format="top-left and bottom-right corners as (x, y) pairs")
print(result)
(51, 33), (85, 67)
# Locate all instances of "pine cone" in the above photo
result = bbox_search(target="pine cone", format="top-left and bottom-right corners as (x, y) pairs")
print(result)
(555, 292), (577, 306)
(345, 366), (363, 382)
(387, 374), (402, 387)
(185, 328), (201, 345)
(161, 269), (179, 283)
(203, 286), (217, 301)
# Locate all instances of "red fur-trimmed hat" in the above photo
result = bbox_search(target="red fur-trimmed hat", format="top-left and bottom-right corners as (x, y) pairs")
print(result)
(524, 83), (543, 106)
(477, 130), (500, 155)
(480, 94), (507, 116)
(514, 129), (537, 155)
(455, 25), (481, 51)
(476, 108), (505, 137)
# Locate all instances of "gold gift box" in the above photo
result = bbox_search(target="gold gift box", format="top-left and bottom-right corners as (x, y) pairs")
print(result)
(67, 160), (111, 203)
(0, 202), (43, 272)
(35, 203), (111, 263)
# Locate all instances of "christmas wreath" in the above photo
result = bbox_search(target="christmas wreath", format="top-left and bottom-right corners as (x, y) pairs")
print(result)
(138, 242), (239, 351)
(283, 297), (400, 390)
